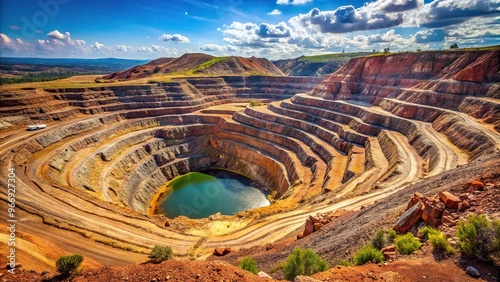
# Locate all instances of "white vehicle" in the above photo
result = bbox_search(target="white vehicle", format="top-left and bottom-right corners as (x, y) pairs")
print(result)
(27, 124), (47, 131)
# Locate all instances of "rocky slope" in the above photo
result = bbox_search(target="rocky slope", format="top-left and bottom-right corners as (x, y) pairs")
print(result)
(273, 52), (372, 76)
(102, 53), (285, 80)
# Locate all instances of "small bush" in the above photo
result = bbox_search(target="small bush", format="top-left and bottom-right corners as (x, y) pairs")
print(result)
(387, 229), (397, 244)
(372, 229), (386, 250)
(238, 257), (259, 274)
(394, 233), (421, 255)
(418, 227), (453, 254)
(148, 245), (173, 263)
(249, 100), (263, 107)
(493, 220), (500, 251)
(56, 253), (83, 277)
(282, 248), (328, 280)
(457, 214), (500, 260)
(428, 232), (454, 254)
(418, 226), (440, 240)
(353, 245), (384, 265)
(336, 258), (353, 267)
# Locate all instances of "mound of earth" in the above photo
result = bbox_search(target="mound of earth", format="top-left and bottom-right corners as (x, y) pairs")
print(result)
(102, 53), (285, 80)
(1, 260), (273, 282)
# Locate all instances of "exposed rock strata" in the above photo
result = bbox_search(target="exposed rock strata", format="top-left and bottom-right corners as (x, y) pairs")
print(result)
(0, 50), (498, 262)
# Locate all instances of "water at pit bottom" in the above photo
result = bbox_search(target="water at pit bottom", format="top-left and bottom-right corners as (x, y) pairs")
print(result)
(158, 169), (270, 219)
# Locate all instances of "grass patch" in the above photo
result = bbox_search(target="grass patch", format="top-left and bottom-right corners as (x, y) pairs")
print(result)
(56, 253), (83, 278)
(248, 100), (263, 107)
(372, 229), (386, 250)
(173, 56), (230, 76)
(418, 226), (440, 240)
(429, 232), (454, 254)
(282, 248), (328, 280)
(394, 233), (421, 255)
(335, 258), (353, 267)
(387, 229), (397, 244)
(238, 257), (259, 274)
(353, 245), (384, 265)
(148, 245), (174, 263)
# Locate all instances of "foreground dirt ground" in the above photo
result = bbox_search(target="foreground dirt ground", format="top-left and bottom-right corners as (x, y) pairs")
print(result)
(0, 254), (492, 282)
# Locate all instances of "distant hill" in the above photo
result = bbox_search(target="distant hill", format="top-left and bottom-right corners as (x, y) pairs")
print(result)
(102, 53), (285, 80)
(273, 52), (373, 76)
(0, 57), (150, 84)
(0, 57), (149, 70)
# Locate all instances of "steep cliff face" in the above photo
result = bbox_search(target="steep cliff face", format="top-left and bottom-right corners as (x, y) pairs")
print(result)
(273, 52), (373, 76)
(310, 50), (499, 109)
(308, 49), (500, 159)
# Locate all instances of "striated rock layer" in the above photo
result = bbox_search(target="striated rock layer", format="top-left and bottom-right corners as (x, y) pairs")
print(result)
(0, 50), (498, 263)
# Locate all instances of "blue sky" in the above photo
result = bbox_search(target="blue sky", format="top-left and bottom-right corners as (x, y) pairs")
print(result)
(1, 0), (499, 59)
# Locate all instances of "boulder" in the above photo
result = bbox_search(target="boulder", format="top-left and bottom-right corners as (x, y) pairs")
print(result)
(213, 247), (226, 256)
(423, 202), (445, 219)
(422, 212), (440, 227)
(471, 181), (485, 191)
(407, 192), (424, 209)
(303, 218), (315, 237)
(313, 223), (322, 232)
(258, 271), (273, 279)
(439, 192), (461, 209)
(442, 210), (451, 218)
(382, 245), (397, 260)
(309, 215), (320, 223)
(459, 193), (469, 201)
(441, 215), (456, 227)
(466, 266), (480, 277)
(394, 201), (423, 233)
(458, 200), (471, 211)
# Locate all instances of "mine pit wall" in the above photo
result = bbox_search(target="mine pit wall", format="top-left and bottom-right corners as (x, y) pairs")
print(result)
(459, 96), (500, 132)
(308, 50), (499, 160)
(21, 112), (295, 215)
(291, 95), (440, 172)
(0, 76), (322, 123)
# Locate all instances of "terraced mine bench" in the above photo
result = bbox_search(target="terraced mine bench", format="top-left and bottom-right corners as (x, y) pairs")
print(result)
(0, 50), (498, 263)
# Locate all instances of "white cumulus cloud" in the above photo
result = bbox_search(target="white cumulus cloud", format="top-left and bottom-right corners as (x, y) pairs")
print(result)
(277, 0), (312, 5)
(158, 33), (191, 43)
(268, 9), (282, 15)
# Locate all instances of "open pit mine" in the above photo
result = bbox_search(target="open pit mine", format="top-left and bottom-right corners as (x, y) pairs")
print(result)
(0, 50), (499, 272)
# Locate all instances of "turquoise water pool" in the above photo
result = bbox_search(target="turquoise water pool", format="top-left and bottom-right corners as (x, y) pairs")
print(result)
(158, 169), (270, 219)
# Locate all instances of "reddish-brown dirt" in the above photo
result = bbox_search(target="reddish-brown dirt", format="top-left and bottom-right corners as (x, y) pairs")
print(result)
(0, 260), (275, 282)
(103, 53), (285, 80)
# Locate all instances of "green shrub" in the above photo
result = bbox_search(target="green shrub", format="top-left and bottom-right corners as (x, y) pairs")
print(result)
(418, 226), (453, 254)
(387, 229), (397, 244)
(238, 257), (259, 274)
(336, 259), (353, 267)
(428, 232), (454, 254)
(282, 248), (328, 280)
(493, 220), (500, 251)
(394, 233), (421, 255)
(457, 214), (500, 260)
(353, 245), (384, 265)
(56, 253), (83, 277)
(148, 245), (173, 263)
(418, 226), (440, 240)
(372, 229), (386, 250)
(249, 100), (262, 107)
